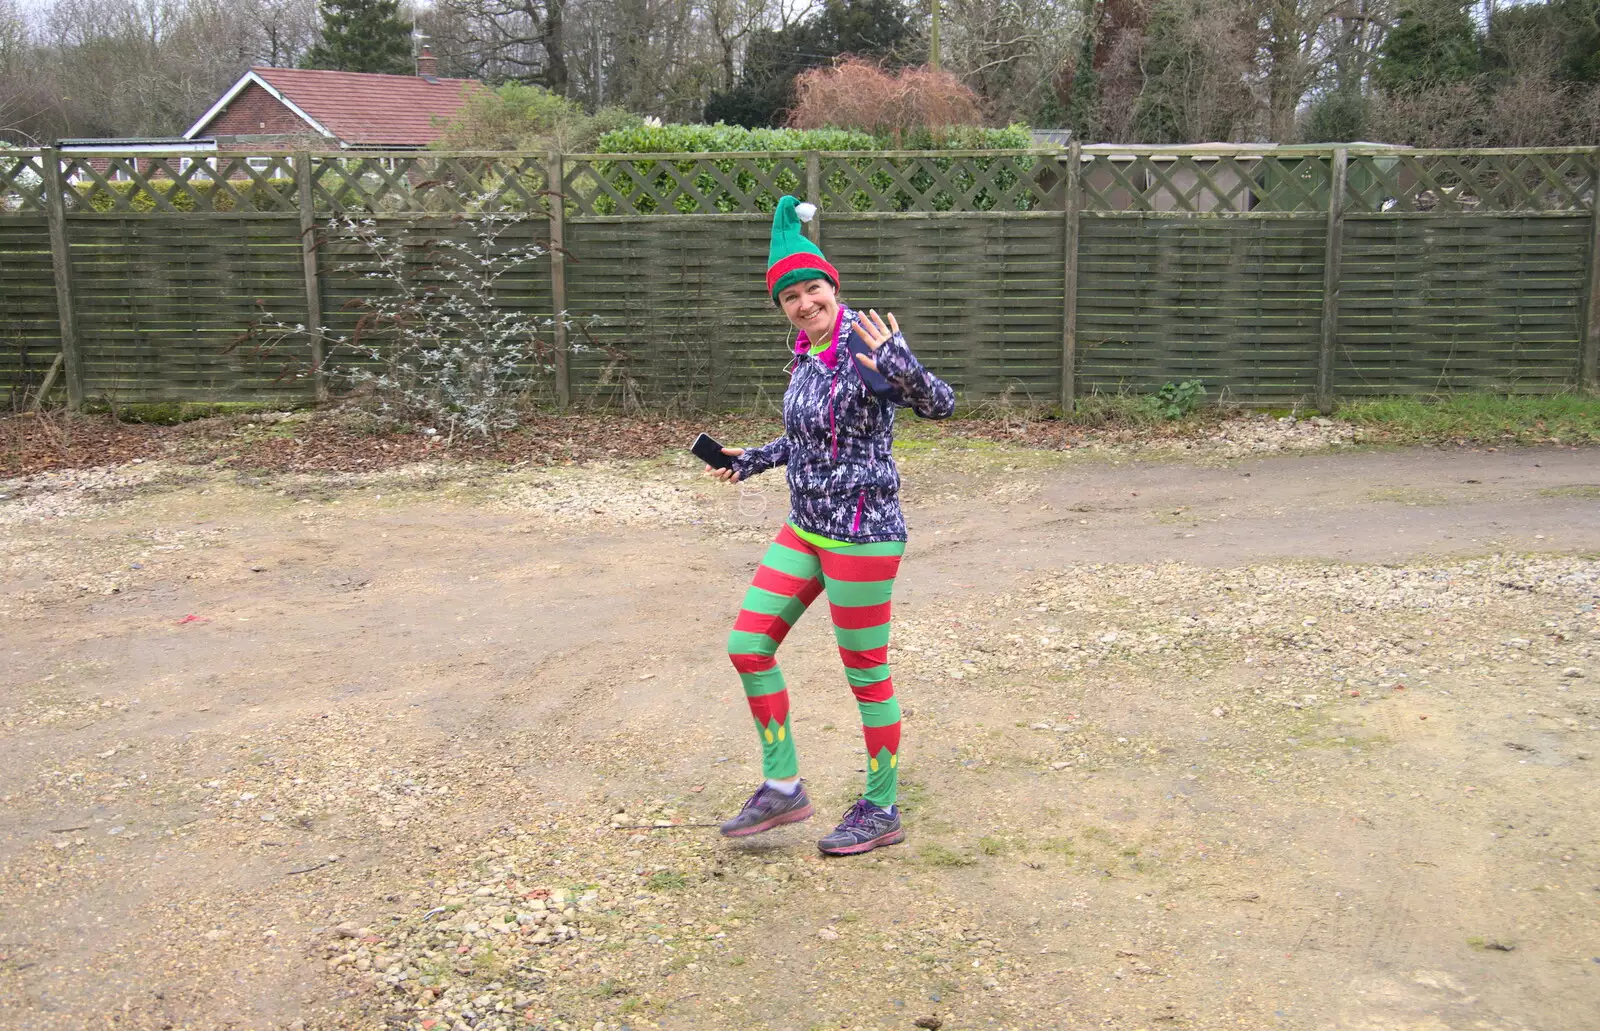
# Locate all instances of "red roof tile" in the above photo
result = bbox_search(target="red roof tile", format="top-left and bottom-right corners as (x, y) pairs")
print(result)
(249, 67), (485, 147)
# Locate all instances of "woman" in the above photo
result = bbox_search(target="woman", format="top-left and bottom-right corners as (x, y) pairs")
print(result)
(705, 195), (955, 856)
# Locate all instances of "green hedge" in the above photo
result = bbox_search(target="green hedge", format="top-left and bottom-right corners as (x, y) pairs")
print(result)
(595, 123), (878, 153)
(583, 122), (1044, 215)
(77, 177), (295, 213)
(593, 122), (1036, 154)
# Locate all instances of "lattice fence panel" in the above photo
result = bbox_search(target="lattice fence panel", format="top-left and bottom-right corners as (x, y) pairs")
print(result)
(1344, 151), (1596, 214)
(819, 153), (1055, 213)
(1335, 216), (1587, 394)
(0, 151), (47, 214)
(0, 218), (62, 403)
(1080, 154), (1332, 213)
(309, 155), (552, 214)
(69, 217), (311, 400)
(57, 155), (298, 213)
(561, 155), (806, 217)
(1076, 216), (1328, 400)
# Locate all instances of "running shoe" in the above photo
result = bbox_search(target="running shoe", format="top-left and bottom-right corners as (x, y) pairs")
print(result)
(718, 783), (814, 837)
(817, 798), (904, 856)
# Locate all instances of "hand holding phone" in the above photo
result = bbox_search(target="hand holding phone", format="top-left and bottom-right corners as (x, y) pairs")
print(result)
(693, 433), (744, 482)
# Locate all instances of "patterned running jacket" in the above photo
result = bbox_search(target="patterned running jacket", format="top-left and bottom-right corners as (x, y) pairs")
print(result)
(731, 305), (956, 543)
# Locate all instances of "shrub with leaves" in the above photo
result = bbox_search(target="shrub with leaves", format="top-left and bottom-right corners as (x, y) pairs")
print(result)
(431, 83), (639, 153)
(246, 214), (567, 438)
(1148, 380), (1208, 420)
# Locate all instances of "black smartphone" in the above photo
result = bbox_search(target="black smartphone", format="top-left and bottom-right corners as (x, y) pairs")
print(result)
(692, 432), (735, 470)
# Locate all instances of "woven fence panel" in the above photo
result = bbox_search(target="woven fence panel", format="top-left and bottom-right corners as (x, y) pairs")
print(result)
(0, 218), (62, 403)
(1076, 216), (1327, 400)
(68, 217), (310, 401)
(1335, 216), (1587, 395)
(317, 216), (557, 399)
(562, 217), (782, 407)
(822, 216), (1065, 401)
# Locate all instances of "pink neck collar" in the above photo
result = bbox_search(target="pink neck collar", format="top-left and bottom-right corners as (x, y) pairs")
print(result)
(794, 306), (848, 369)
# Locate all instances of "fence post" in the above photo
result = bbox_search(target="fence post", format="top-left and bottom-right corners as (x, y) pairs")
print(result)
(805, 152), (822, 246)
(1583, 146), (1600, 393)
(1061, 140), (1082, 414)
(295, 152), (328, 402)
(1317, 146), (1348, 415)
(41, 148), (84, 409)
(548, 150), (571, 410)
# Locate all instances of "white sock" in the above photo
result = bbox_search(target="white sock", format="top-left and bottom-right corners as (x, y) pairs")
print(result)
(765, 778), (801, 795)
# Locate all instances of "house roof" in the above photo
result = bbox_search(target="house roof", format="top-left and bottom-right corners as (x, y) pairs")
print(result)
(60, 137), (216, 149)
(185, 67), (485, 147)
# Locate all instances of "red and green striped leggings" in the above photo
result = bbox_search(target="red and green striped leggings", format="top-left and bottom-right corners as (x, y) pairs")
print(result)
(727, 524), (906, 808)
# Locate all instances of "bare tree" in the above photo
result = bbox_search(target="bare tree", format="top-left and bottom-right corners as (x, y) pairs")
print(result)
(939, 0), (1082, 122)
(701, 0), (775, 89)
(435, 0), (570, 94)
(254, 0), (320, 66)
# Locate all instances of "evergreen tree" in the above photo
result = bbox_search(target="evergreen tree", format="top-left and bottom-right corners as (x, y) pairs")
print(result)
(1061, 12), (1099, 141)
(704, 0), (914, 127)
(1552, 0), (1600, 84)
(303, 0), (414, 74)
(1374, 0), (1482, 92)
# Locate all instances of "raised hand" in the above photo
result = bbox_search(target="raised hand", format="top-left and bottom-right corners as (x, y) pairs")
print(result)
(853, 309), (899, 373)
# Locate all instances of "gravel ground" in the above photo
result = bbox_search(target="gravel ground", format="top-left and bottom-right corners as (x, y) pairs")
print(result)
(1, 429), (1597, 1031)
(1, 408), (1364, 482)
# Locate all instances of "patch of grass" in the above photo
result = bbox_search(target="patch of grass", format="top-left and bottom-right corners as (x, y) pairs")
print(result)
(1364, 486), (1452, 506)
(645, 870), (688, 891)
(1041, 835), (1077, 857)
(1538, 485), (1600, 499)
(977, 836), (1011, 856)
(1339, 393), (1600, 444)
(896, 777), (929, 814)
(1079, 825), (1117, 847)
(592, 978), (629, 998)
(918, 843), (976, 867)
(469, 944), (511, 979)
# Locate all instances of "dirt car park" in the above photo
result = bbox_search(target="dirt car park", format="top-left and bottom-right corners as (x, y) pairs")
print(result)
(1, 415), (1597, 1031)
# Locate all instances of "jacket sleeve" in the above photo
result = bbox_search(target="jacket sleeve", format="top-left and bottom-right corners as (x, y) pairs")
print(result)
(730, 435), (791, 479)
(871, 332), (956, 419)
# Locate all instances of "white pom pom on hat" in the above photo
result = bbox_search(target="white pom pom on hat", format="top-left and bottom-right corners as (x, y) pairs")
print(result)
(795, 201), (817, 222)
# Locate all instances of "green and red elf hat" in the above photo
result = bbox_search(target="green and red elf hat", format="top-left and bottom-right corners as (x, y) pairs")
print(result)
(767, 195), (839, 302)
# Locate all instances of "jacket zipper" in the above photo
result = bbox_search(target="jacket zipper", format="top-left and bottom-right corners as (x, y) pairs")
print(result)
(828, 366), (840, 461)
(852, 490), (866, 534)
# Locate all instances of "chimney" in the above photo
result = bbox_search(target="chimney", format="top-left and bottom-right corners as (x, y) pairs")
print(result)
(417, 45), (438, 78)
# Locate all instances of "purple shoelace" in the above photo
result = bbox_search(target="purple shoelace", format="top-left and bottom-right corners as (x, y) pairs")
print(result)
(839, 799), (877, 828)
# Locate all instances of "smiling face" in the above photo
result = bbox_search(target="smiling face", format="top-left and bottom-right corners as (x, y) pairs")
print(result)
(777, 277), (839, 340)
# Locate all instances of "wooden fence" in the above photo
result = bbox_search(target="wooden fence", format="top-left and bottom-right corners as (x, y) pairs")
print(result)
(2, 144), (1597, 411)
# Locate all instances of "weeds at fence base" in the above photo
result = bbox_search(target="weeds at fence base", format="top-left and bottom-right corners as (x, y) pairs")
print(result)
(89, 401), (287, 426)
(1339, 393), (1600, 445)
